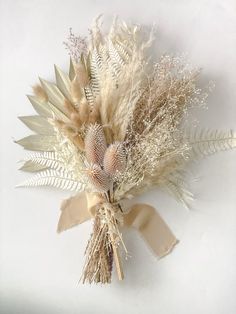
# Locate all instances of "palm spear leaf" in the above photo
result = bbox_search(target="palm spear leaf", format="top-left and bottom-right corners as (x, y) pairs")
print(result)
(69, 57), (76, 80)
(16, 169), (84, 192)
(18, 116), (54, 135)
(15, 135), (57, 151)
(39, 78), (69, 116)
(54, 65), (72, 101)
(188, 128), (236, 157)
(27, 95), (52, 117)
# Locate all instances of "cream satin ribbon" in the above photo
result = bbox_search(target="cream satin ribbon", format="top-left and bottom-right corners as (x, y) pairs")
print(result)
(57, 192), (178, 258)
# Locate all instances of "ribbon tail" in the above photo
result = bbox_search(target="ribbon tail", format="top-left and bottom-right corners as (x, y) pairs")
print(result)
(57, 192), (92, 233)
(124, 203), (178, 258)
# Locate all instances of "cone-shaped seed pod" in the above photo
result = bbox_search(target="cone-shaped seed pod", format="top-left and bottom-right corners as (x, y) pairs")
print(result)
(85, 124), (107, 165)
(85, 164), (111, 192)
(103, 142), (126, 176)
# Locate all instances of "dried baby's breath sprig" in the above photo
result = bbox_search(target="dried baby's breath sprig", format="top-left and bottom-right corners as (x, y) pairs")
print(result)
(63, 28), (87, 63)
(85, 123), (107, 165)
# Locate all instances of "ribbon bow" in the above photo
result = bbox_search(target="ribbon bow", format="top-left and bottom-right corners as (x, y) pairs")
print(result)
(57, 192), (178, 258)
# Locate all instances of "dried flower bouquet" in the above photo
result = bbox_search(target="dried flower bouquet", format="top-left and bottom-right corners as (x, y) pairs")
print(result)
(16, 17), (236, 284)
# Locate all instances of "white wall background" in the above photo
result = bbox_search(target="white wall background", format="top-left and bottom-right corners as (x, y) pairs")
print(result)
(0, 0), (236, 313)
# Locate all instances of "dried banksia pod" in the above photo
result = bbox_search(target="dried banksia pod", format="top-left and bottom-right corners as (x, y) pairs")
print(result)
(32, 84), (48, 102)
(75, 61), (89, 87)
(85, 124), (107, 165)
(85, 164), (111, 192)
(103, 142), (126, 176)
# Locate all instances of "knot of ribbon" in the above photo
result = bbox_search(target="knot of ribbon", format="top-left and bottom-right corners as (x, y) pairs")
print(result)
(57, 192), (178, 258)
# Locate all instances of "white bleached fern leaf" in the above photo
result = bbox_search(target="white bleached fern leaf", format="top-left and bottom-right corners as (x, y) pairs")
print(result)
(22, 152), (66, 172)
(163, 172), (194, 208)
(17, 169), (85, 192)
(188, 129), (236, 158)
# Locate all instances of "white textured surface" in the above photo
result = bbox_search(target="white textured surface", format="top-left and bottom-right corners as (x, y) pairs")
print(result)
(0, 1), (236, 313)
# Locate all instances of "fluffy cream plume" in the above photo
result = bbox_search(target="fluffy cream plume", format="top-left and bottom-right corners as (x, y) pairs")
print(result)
(71, 75), (83, 103)
(85, 124), (107, 165)
(75, 61), (89, 87)
(103, 142), (126, 176)
(85, 163), (111, 192)
(32, 84), (48, 102)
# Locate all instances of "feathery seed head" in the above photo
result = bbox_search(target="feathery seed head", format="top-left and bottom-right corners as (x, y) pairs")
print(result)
(75, 62), (89, 87)
(32, 84), (48, 102)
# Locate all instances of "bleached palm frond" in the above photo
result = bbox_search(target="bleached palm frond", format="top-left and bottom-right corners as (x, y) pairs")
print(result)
(15, 135), (58, 152)
(18, 116), (54, 135)
(54, 65), (72, 101)
(188, 128), (236, 158)
(69, 57), (76, 80)
(39, 78), (69, 116)
(16, 169), (85, 192)
(27, 95), (52, 118)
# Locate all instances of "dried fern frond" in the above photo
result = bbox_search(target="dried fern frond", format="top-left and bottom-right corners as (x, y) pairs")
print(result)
(16, 169), (85, 192)
(19, 160), (49, 173)
(187, 128), (236, 157)
(21, 152), (66, 172)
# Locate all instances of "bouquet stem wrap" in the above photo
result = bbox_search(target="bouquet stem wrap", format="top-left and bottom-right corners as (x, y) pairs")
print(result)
(58, 193), (178, 282)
